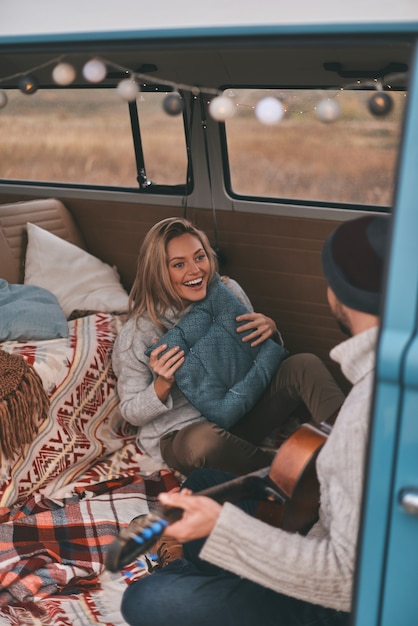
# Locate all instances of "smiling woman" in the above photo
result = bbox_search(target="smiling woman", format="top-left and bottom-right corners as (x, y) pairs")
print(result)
(166, 234), (211, 304)
(111, 216), (344, 478)
(128, 217), (219, 331)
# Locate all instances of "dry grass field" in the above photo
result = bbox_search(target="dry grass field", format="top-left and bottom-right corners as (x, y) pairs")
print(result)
(226, 118), (399, 205)
(0, 87), (405, 206)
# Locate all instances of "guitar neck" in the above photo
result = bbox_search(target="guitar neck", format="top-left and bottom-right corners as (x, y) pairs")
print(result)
(195, 467), (285, 505)
(106, 421), (330, 572)
(106, 468), (286, 572)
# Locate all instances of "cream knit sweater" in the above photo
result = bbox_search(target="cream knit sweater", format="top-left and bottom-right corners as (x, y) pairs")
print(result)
(200, 326), (378, 612)
(112, 278), (253, 463)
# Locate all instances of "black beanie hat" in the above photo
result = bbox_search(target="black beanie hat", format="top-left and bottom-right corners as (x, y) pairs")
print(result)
(321, 215), (390, 315)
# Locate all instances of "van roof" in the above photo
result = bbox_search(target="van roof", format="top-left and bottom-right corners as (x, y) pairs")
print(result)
(1, 0), (418, 42)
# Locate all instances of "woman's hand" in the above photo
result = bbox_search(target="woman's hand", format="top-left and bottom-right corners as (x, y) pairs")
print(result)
(236, 312), (278, 347)
(159, 490), (222, 542)
(149, 342), (184, 402)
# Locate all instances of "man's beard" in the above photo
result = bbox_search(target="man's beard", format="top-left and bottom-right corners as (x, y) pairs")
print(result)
(336, 318), (352, 337)
(332, 298), (352, 337)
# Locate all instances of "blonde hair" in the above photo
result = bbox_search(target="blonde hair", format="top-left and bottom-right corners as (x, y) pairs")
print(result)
(129, 217), (218, 331)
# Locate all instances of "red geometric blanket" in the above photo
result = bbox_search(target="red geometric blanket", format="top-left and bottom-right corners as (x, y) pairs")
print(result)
(0, 313), (181, 624)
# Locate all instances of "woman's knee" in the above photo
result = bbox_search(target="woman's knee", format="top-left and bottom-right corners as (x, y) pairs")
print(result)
(284, 352), (322, 376)
(270, 352), (320, 392)
(160, 422), (225, 474)
(278, 353), (344, 422)
(279, 352), (338, 390)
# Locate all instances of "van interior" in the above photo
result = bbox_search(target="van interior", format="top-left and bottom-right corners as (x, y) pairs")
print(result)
(0, 23), (414, 624)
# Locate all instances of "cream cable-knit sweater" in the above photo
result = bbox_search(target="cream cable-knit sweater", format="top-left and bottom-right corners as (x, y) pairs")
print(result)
(112, 278), (253, 463)
(200, 326), (379, 613)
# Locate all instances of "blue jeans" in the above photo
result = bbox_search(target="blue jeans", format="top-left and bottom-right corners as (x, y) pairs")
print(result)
(121, 469), (350, 626)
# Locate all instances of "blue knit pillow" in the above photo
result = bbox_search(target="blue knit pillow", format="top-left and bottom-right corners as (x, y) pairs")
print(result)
(0, 279), (69, 341)
(145, 275), (288, 429)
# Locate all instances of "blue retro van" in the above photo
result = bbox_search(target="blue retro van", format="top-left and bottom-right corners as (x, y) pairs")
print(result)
(0, 2), (417, 624)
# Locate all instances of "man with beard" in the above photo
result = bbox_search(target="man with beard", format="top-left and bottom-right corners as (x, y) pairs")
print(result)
(120, 214), (390, 626)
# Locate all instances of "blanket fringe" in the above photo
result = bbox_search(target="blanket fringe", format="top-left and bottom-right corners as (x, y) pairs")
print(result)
(0, 350), (50, 461)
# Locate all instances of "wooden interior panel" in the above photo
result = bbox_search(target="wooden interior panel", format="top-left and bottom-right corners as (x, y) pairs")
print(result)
(65, 199), (185, 290)
(192, 208), (349, 390)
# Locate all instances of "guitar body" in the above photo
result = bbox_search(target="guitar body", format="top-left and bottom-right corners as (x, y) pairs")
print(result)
(256, 422), (328, 533)
(105, 421), (329, 572)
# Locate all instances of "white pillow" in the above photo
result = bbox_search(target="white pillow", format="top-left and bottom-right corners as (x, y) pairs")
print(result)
(24, 222), (130, 317)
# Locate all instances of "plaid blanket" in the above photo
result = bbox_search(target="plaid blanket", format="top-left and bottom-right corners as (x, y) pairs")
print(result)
(0, 470), (179, 609)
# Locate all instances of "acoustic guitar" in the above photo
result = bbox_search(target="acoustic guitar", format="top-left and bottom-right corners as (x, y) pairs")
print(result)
(105, 421), (330, 573)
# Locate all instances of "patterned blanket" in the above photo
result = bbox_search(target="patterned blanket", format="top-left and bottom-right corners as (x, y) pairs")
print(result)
(0, 313), (180, 625)
(0, 472), (179, 607)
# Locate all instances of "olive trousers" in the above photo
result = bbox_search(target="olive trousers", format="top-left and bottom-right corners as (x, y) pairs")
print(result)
(160, 353), (345, 476)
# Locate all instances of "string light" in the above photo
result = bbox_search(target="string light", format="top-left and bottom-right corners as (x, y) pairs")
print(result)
(162, 92), (184, 115)
(0, 54), (403, 124)
(208, 95), (236, 121)
(368, 91), (394, 116)
(52, 62), (76, 86)
(316, 98), (341, 123)
(116, 78), (140, 101)
(82, 58), (107, 83)
(18, 74), (39, 94)
(255, 97), (285, 125)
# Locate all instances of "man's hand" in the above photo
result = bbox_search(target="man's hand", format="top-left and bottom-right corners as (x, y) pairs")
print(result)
(159, 490), (222, 542)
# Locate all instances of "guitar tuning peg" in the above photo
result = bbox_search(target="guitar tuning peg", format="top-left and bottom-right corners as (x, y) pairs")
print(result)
(151, 520), (169, 534)
(141, 527), (154, 540)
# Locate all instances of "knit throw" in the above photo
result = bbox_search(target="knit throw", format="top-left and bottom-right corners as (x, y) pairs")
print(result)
(0, 349), (49, 460)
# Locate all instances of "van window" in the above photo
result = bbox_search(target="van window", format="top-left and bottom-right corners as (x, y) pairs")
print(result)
(0, 88), (188, 189)
(223, 88), (406, 207)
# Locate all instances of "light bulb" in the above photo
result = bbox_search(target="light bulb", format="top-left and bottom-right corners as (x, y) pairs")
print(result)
(116, 79), (139, 101)
(163, 92), (184, 115)
(209, 95), (236, 121)
(52, 62), (76, 86)
(18, 74), (39, 95)
(316, 98), (341, 123)
(368, 92), (393, 116)
(255, 97), (284, 125)
(82, 58), (107, 83)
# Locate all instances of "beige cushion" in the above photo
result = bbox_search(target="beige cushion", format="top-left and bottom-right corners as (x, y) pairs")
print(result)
(0, 198), (85, 283)
(24, 223), (129, 317)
